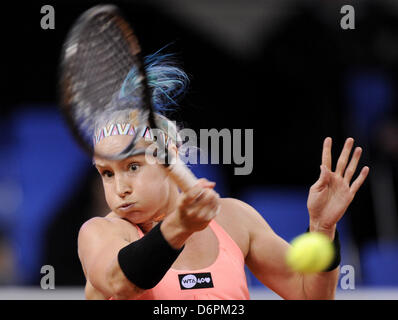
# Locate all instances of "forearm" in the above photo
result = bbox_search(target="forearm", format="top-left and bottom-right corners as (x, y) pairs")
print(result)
(302, 222), (339, 300)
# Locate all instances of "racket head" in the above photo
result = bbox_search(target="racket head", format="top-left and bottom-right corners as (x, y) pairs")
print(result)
(58, 4), (157, 161)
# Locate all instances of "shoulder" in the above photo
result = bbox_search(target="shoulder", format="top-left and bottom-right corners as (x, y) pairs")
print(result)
(78, 216), (114, 239)
(218, 198), (271, 227)
(214, 197), (272, 258)
(217, 198), (274, 237)
(78, 213), (139, 246)
(79, 216), (110, 233)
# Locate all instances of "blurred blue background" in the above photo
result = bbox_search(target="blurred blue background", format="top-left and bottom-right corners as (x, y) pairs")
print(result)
(0, 0), (397, 298)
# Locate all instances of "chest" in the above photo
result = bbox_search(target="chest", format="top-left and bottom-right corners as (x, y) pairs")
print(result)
(171, 227), (219, 270)
(138, 221), (250, 300)
(125, 217), (249, 270)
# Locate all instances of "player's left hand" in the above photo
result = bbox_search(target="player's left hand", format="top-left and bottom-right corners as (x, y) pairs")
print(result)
(307, 137), (369, 232)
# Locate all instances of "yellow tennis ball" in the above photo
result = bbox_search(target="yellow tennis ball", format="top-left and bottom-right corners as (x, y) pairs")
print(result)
(286, 232), (335, 274)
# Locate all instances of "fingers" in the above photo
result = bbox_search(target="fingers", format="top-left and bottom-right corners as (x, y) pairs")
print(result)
(177, 178), (220, 233)
(350, 166), (370, 195)
(343, 146), (362, 183)
(182, 186), (204, 206)
(195, 195), (220, 220)
(321, 137), (332, 170)
(182, 179), (215, 205)
(181, 183), (219, 212)
(318, 137), (369, 190)
(335, 137), (354, 176)
(180, 187), (220, 227)
(196, 178), (216, 189)
(204, 190), (221, 219)
(193, 188), (218, 208)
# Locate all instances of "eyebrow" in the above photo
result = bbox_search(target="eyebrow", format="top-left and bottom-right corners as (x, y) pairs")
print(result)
(92, 158), (108, 167)
(93, 162), (105, 168)
(92, 155), (145, 167)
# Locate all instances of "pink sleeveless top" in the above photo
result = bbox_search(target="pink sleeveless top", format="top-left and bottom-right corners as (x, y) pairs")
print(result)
(112, 220), (250, 300)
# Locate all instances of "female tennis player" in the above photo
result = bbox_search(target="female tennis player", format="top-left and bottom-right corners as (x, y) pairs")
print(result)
(77, 51), (369, 300)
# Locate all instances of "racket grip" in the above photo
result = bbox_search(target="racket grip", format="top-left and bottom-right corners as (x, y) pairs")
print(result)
(167, 159), (198, 193)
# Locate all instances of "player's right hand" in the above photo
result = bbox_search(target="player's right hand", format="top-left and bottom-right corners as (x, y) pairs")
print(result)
(174, 178), (220, 234)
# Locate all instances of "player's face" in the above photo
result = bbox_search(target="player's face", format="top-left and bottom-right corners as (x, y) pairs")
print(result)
(93, 135), (176, 224)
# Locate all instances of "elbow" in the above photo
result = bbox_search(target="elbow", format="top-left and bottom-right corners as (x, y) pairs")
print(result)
(327, 287), (337, 300)
(105, 262), (145, 300)
(302, 284), (337, 300)
(109, 281), (135, 300)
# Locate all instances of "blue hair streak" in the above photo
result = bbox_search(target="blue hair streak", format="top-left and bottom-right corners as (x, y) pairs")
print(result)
(119, 45), (189, 113)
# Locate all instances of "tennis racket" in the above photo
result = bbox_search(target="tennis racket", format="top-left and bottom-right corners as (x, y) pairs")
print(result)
(58, 4), (197, 192)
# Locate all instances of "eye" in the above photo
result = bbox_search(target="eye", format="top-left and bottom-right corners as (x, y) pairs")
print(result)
(101, 170), (113, 178)
(129, 163), (139, 172)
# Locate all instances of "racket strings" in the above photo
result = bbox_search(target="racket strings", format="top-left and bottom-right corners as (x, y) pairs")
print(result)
(60, 6), (154, 158)
(68, 12), (147, 139)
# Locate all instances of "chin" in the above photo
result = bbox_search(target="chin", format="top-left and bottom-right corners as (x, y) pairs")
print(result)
(123, 210), (155, 224)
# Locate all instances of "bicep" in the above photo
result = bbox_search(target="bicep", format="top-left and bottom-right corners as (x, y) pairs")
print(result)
(243, 207), (305, 299)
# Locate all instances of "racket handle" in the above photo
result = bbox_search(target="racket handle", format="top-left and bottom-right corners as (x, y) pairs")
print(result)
(167, 159), (198, 193)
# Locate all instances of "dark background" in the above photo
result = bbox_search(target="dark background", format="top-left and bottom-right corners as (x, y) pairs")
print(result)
(0, 0), (396, 290)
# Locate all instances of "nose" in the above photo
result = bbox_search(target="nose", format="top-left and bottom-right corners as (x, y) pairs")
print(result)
(115, 173), (132, 198)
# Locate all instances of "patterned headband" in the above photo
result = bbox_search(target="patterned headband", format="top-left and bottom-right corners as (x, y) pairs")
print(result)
(93, 123), (172, 147)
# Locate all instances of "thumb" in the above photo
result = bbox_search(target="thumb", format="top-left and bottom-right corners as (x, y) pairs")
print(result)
(312, 165), (331, 191)
(318, 165), (331, 186)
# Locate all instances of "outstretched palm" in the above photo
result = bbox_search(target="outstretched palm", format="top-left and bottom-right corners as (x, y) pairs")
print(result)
(307, 137), (369, 230)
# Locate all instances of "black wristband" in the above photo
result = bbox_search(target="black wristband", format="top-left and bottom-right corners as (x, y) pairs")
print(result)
(118, 221), (184, 289)
(306, 227), (341, 272)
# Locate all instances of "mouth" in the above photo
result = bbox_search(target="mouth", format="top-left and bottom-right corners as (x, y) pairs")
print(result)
(117, 202), (137, 213)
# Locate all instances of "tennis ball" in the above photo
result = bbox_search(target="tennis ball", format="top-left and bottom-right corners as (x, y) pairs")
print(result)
(286, 232), (334, 274)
